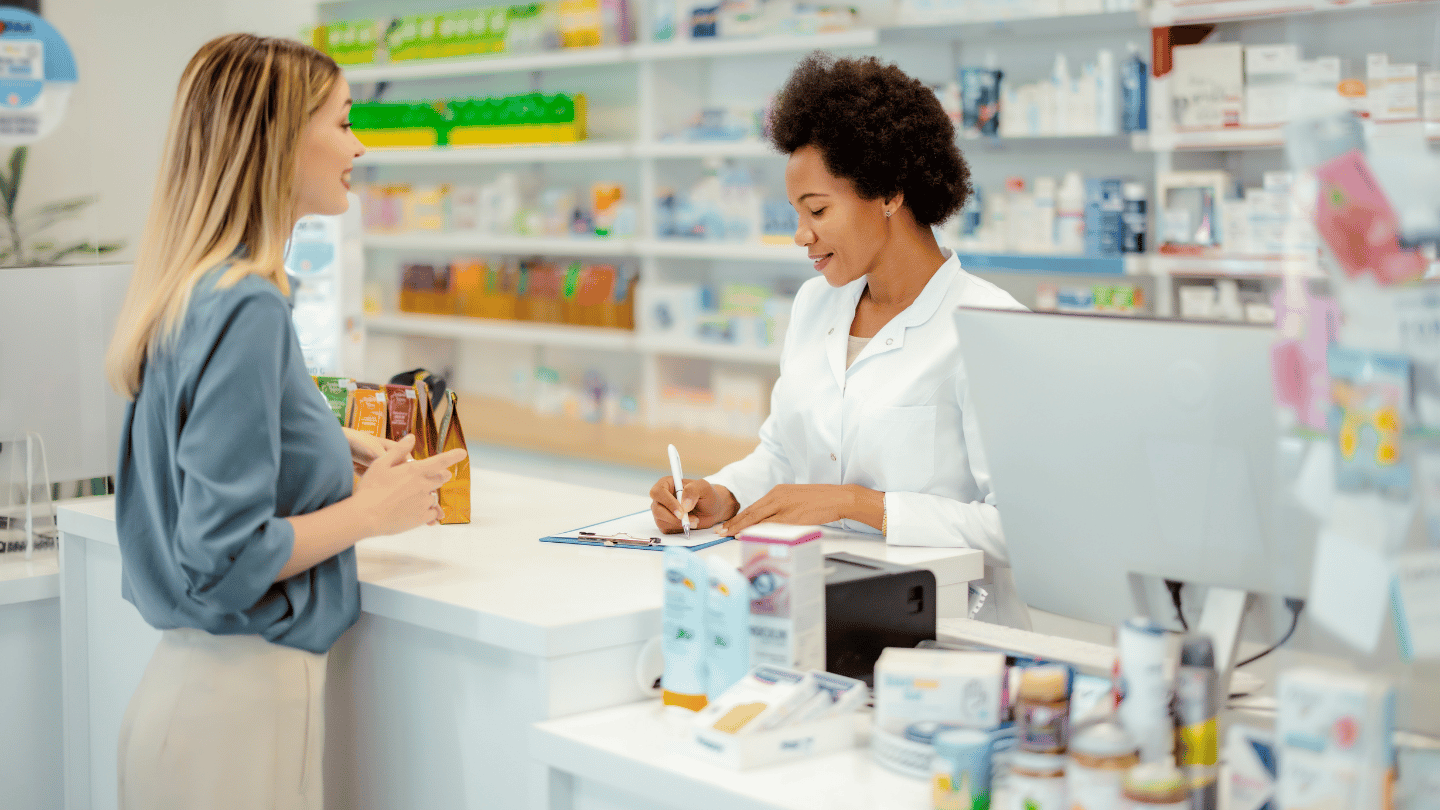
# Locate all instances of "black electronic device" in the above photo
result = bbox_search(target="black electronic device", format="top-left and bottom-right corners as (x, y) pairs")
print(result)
(825, 552), (936, 685)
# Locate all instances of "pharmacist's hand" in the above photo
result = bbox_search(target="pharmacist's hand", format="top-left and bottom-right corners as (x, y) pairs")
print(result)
(351, 435), (468, 535)
(715, 484), (853, 537)
(343, 427), (399, 476)
(649, 477), (738, 534)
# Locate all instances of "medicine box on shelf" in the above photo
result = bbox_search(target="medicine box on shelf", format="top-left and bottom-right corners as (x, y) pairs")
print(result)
(689, 711), (861, 770)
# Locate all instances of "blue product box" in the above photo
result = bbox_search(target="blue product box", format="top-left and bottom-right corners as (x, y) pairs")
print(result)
(1084, 178), (1124, 257)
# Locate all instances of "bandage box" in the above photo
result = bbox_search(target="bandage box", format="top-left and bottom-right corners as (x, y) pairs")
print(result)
(873, 647), (1006, 734)
(740, 523), (825, 672)
(1277, 668), (1395, 810)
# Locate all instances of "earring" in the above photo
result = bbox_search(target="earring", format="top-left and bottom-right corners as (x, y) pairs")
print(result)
(884, 209), (893, 218)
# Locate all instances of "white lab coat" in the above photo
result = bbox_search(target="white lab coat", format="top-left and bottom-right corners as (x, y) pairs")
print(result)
(708, 249), (1033, 629)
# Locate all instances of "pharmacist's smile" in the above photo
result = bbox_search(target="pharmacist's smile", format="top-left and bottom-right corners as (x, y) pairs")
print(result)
(810, 252), (832, 272)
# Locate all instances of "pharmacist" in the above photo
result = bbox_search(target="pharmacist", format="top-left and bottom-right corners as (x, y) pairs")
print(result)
(649, 53), (1031, 629)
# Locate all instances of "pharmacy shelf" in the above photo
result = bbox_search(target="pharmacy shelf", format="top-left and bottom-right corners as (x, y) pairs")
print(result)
(629, 29), (880, 60)
(1145, 0), (1433, 25)
(886, 9), (1145, 40)
(356, 142), (631, 166)
(1136, 120), (1440, 151)
(637, 240), (809, 262)
(455, 394), (758, 475)
(342, 45), (630, 83)
(362, 232), (639, 257)
(636, 140), (779, 159)
(965, 134), (1136, 151)
(953, 252), (1138, 276)
(1147, 253), (1324, 278)
(637, 337), (782, 365)
(365, 312), (638, 350)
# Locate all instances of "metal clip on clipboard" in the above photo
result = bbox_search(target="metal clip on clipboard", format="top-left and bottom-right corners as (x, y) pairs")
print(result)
(575, 531), (663, 548)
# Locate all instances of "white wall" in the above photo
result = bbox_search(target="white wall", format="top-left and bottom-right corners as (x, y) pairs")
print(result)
(24, 0), (318, 265)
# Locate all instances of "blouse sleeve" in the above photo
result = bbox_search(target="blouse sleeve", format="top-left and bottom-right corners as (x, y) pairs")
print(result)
(171, 293), (297, 613)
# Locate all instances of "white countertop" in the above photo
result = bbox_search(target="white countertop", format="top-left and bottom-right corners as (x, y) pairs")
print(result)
(531, 700), (929, 810)
(57, 470), (983, 658)
(0, 547), (58, 606)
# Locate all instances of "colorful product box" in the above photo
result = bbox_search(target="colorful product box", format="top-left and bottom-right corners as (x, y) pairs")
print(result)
(739, 523), (825, 672)
(873, 647), (1006, 734)
(1277, 668), (1395, 810)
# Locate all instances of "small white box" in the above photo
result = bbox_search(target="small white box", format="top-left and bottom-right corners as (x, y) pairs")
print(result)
(873, 648), (1006, 734)
(1244, 85), (1292, 126)
(1423, 71), (1440, 122)
(1379, 62), (1419, 121)
(691, 712), (860, 769)
(1172, 43), (1244, 129)
(1245, 44), (1300, 80)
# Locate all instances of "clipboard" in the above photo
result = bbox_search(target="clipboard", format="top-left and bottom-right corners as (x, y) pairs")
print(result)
(540, 510), (733, 551)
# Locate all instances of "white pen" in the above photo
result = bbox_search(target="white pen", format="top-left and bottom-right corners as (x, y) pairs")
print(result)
(667, 443), (690, 539)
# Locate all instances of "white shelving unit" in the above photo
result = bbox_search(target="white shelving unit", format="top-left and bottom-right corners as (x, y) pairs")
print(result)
(336, 0), (1438, 456)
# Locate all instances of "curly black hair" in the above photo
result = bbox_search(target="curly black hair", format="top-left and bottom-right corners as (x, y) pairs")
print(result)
(768, 52), (970, 227)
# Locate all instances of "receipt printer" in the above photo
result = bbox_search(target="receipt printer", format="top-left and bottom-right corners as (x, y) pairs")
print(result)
(825, 553), (936, 684)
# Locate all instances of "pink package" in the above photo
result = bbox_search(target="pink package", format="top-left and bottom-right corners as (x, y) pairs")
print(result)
(1313, 149), (1426, 286)
(1270, 280), (1342, 432)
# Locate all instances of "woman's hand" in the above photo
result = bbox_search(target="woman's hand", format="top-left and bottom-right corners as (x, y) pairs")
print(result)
(649, 477), (739, 534)
(716, 483), (880, 537)
(351, 434), (468, 535)
(343, 427), (399, 476)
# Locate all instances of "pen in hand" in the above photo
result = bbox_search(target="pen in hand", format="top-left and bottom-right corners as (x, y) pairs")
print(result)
(667, 443), (690, 539)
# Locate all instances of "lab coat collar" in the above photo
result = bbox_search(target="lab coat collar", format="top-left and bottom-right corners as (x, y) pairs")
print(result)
(824, 249), (962, 388)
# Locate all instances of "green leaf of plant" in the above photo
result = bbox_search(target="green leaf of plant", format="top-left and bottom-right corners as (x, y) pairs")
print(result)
(38, 240), (97, 264)
(23, 195), (95, 219)
(95, 242), (124, 253)
(0, 174), (13, 218)
(5, 146), (27, 213)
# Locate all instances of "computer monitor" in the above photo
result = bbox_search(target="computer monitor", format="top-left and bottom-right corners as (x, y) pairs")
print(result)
(952, 308), (1318, 631)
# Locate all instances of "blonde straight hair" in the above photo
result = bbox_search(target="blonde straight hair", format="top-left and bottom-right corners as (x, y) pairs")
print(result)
(106, 34), (340, 398)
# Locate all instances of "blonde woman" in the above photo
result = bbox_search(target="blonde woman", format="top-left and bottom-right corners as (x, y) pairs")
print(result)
(105, 34), (465, 810)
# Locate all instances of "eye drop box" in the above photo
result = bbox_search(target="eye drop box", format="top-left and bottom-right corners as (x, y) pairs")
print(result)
(1277, 668), (1395, 810)
(873, 647), (1006, 734)
(739, 523), (826, 672)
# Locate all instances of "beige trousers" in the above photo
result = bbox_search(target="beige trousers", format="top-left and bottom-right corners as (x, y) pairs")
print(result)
(117, 628), (329, 810)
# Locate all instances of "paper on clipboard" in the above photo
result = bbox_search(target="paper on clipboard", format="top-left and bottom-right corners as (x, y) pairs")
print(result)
(540, 510), (733, 551)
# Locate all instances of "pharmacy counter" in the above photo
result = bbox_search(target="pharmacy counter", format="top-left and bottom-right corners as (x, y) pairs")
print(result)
(1, 546), (62, 810)
(57, 469), (983, 810)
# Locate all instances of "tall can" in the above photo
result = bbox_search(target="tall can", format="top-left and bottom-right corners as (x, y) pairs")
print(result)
(1175, 635), (1219, 810)
(1117, 617), (1175, 763)
(932, 728), (993, 810)
(1121, 182), (1147, 254)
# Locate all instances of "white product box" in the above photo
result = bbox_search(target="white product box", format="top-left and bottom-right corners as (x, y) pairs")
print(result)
(740, 523), (825, 672)
(1277, 668), (1396, 810)
(1381, 63), (1420, 120)
(1245, 44), (1300, 81)
(1245, 85), (1292, 126)
(1172, 43), (1244, 129)
(1424, 71), (1440, 122)
(691, 710), (859, 769)
(873, 648), (1006, 734)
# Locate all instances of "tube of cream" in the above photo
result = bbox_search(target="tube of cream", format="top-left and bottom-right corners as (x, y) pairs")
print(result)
(662, 547), (708, 711)
(705, 556), (751, 701)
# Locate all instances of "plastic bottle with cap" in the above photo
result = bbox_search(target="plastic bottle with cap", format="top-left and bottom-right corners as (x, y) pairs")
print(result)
(1122, 761), (1189, 808)
(1066, 721), (1140, 810)
(1011, 750), (1068, 810)
(1017, 664), (1070, 753)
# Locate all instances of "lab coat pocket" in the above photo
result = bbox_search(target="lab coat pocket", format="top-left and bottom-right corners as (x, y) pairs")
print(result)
(855, 405), (937, 492)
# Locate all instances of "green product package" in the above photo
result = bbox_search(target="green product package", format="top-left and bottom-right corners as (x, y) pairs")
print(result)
(318, 19), (380, 65)
(314, 376), (353, 426)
